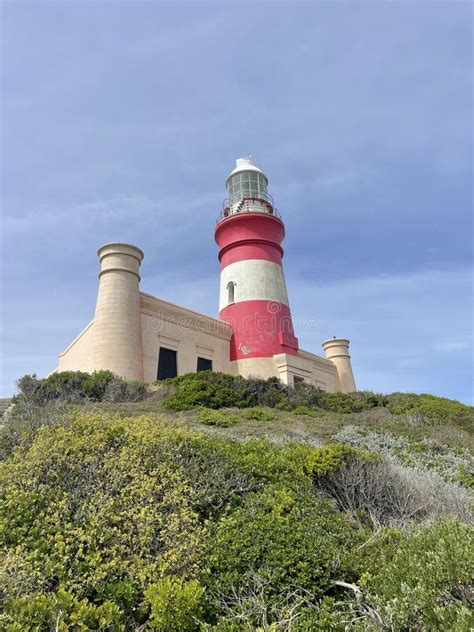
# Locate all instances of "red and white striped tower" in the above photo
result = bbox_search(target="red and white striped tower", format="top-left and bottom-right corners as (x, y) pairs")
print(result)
(215, 158), (298, 373)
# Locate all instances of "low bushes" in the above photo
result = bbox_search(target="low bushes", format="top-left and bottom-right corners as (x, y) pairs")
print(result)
(0, 413), (368, 629)
(313, 452), (472, 528)
(387, 392), (473, 426)
(161, 372), (383, 414)
(207, 485), (365, 615)
(364, 519), (474, 630)
(293, 405), (321, 417)
(15, 371), (147, 405)
(161, 373), (473, 429)
(1, 372), (147, 460)
(196, 407), (276, 427)
(335, 424), (474, 487)
(145, 577), (204, 631)
(162, 372), (254, 411)
(1, 411), (472, 630)
(14, 371), (473, 430)
(324, 519), (474, 631)
(0, 401), (73, 461)
(240, 407), (276, 421)
(3, 590), (124, 631)
(196, 408), (236, 427)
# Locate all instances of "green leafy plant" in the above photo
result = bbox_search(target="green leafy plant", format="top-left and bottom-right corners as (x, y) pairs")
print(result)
(160, 372), (472, 424)
(387, 392), (473, 426)
(162, 372), (253, 410)
(364, 519), (474, 630)
(1, 395), (471, 630)
(293, 405), (321, 416)
(145, 577), (204, 631)
(14, 371), (146, 405)
(196, 407), (236, 427)
(240, 407), (276, 421)
(1, 589), (124, 631)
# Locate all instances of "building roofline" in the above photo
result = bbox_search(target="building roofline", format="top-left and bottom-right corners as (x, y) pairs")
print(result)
(139, 292), (232, 340)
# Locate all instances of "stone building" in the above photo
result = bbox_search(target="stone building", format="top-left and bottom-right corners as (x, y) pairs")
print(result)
(57, 158), (356, 392)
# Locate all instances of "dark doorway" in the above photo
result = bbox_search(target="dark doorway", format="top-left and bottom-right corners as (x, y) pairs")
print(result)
(157, 347), (177, 380)
(197, 357), (212, 372)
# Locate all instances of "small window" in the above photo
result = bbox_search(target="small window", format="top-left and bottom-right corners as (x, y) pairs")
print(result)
(249, 183), (259, 197)
(157, 347), (177, 380)
(227, 281), (235, 304)
(293, 376), (305, 387)
(197, 357), (212, 372)
(258, 174), (268, 196)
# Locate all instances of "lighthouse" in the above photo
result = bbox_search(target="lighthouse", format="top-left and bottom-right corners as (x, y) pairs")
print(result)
(56, 156), (356, 392)
(215, 157), (300, 377)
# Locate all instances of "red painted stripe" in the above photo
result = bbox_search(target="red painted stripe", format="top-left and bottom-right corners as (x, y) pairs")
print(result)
(215, 213), (285, 266)
(219, 241), (282, 268)
(219, 299), (299, 361)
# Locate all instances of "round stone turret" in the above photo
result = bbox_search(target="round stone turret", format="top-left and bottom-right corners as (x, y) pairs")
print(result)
(322, 337), (356, 393)
(90, 243), (144, 380)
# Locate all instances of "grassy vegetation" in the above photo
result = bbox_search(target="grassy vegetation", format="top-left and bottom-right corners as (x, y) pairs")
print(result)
(1, 371), (472, 630)
(15, 371), (146, 405)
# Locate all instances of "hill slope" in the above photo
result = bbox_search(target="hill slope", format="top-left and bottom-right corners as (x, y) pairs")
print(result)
(1, 371), (473, 630)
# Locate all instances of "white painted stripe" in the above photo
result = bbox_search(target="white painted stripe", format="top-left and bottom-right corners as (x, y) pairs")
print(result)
(219, 259), (289, 311)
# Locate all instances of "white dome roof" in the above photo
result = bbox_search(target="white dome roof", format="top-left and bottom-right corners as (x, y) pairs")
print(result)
(226, 157), (268, 184)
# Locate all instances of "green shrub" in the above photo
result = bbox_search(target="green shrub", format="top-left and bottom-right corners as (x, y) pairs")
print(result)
(14, 371), (146, 406)
(240, 407), (276, 421)
(207, 485), (365, 620)
(458, 464), (474, 489)
(365, 519), (474, 630)
(145, 577), (204, 631)
(1, 589), (124, 630)
(161, 372), (395, 417)
(162, 372), (295, 411)
(1, 409), (471, 630)
(312, 451), (472, 527)
(283, 442), (363, 479)
(293, 405), (321, 416)
(274, 399), (295, 411)
(316, 392), (370, 413)
(0, 414), (367, 628)
(0, 414), (209, 628)
(161, 372), (307, 411)
(162, 372), (254, 410)
(176, 375), (474, 426)
(196, 408), (236, 427)
(83, 370), (116, 400)
(387, 392), (473, 426)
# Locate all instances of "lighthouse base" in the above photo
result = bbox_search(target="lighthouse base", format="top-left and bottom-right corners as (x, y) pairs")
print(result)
(229, 348), (339, 391)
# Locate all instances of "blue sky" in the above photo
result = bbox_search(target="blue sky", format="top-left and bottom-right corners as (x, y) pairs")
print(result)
(1, 2), (472, 402)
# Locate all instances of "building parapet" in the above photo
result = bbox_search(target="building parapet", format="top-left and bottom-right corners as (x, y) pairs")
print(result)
(140, 292), (232, 341)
